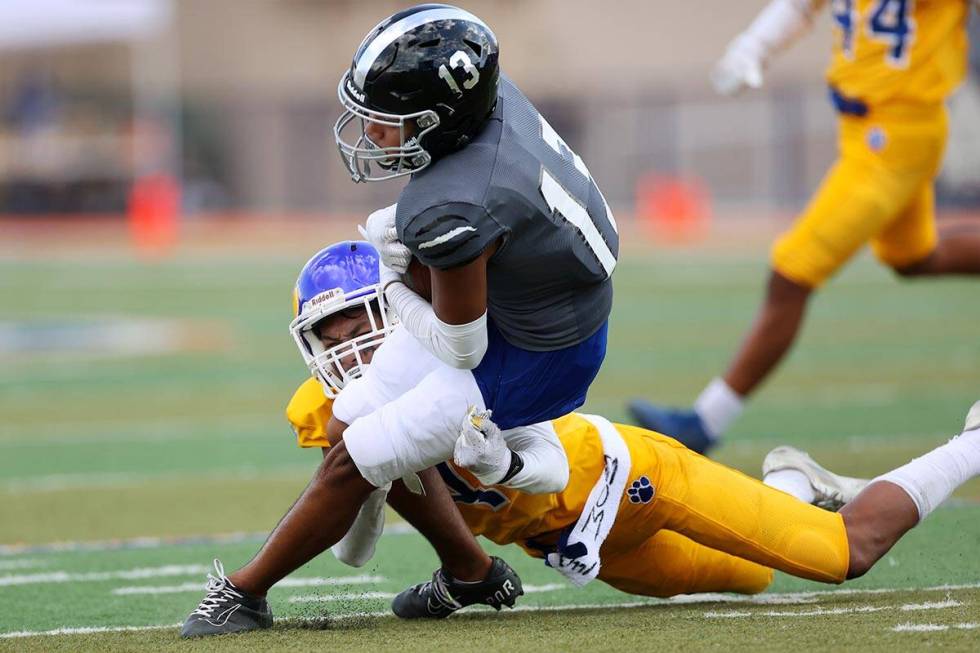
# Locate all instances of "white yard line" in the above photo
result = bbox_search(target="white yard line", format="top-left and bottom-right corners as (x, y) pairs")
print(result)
(112, 575), (386, 596)
(705, 605), (889, 619)
(0, 601), (661, 639)
(0, 559), (45, 571)
(0, 624), (182, 639)
(707, 597), (969, 620)
(0, 531), (268, 556)
(0, 525), (417, 557)
(2, 464), (317, 494)
(900, 599), (963, 611)
(0, 414), (274, 445)
(2, 595), (978, 640)
(0, 564), (209, 587)
(892, 623), (951, 632)
(892, 622), (979, 633)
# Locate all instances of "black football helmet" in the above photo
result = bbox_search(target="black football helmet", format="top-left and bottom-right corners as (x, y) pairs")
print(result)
(335, 4), (500, 182)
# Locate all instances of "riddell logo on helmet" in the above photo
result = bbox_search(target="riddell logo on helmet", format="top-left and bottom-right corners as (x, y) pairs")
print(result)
(307, 289), (343, 308)
(346, 79), (366, 103)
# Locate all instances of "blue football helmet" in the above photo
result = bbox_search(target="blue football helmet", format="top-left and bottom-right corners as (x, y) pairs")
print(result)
(289, 240), (396, 397)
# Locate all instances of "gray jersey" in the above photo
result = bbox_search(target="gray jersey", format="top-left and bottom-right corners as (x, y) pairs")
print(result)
(396, 77), (618, 351)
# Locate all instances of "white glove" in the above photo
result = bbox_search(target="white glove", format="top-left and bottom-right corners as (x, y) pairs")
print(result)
(453, 407), (511, 485)
(711, 0), (819, 97)
(359, 204), (412, 274)
(711, 35), (765, 96)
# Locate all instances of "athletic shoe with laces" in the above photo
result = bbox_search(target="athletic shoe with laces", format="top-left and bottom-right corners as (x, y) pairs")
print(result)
(627, 400), (716, 455)
(391, 556), (523, 619)
(180, 559), (273, 638)
(763, 446), (869, 511)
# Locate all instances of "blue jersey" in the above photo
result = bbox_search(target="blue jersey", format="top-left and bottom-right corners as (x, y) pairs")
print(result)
(472, 317), (607, 430)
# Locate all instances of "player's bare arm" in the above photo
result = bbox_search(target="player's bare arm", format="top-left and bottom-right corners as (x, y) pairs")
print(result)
(429, 239), (497, 324)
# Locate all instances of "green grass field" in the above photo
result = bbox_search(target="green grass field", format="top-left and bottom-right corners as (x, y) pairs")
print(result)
(1, 231), (979, 651)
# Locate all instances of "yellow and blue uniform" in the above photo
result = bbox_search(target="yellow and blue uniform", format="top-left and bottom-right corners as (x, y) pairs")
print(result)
(287, 380), (851, 596)
(772, 0), (970, 287)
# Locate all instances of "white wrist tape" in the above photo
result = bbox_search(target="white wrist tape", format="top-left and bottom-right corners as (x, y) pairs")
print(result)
(384, 281), (488, 370)
(499, 421), (569, 494)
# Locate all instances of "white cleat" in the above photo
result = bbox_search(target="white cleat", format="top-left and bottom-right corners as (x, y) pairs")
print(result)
(763, 446), (869, 511)
(964, 400), (980, 433)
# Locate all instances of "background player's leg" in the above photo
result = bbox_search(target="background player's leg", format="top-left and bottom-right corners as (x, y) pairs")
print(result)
(720, 270), (811, 398)
(897, 227), (980, 276)
(872, 183), (980, 277)
(631, 125), (931, 452)
(598, 529), (772, 597)
(386, 470), (492, 581)
(629, 271), (811, 453)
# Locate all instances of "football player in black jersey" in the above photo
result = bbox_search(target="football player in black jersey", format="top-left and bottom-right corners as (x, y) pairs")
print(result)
(182, 4), (619, 635)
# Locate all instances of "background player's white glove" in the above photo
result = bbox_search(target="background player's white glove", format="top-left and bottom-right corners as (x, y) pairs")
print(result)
(453, 407), (512, 485)
(711, 35), (765, 96)
(359, 203), (412, 274)
(711, 0), (820, 96)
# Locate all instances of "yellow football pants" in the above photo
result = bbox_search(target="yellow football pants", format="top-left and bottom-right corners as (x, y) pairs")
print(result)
(772, 105), (948, 288)
(593, 426), (850, 597)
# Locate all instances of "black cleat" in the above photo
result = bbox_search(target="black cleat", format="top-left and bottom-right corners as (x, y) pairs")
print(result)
(391, 556), (523, 619)
(180, 559), (273, 638)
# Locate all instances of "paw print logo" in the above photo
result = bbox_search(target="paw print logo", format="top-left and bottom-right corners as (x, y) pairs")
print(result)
(627, 476), (654, 504)
(867, 126), (887, 152)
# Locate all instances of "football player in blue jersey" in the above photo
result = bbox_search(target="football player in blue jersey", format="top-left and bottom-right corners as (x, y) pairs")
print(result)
(182, 4), (620, 635)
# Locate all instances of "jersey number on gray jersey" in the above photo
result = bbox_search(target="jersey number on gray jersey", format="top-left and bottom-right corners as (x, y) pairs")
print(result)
(536, 113), (618, 280)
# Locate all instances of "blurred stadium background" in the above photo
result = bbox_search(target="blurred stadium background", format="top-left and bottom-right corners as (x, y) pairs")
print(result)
(3, 0), (979, 219)
(1, 1), (979, 649)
